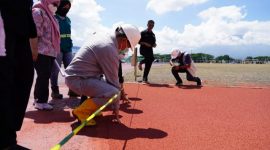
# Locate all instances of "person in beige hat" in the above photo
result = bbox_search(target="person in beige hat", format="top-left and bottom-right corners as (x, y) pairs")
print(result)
(65, 24), (141, 125)
(170, 49), (202, 86)
(138, 20), (157, 83)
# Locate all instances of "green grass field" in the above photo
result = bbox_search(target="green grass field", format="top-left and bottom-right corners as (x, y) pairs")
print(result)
(124, 63), (270, 87)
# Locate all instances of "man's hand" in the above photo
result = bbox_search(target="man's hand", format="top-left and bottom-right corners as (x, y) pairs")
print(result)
(141, 42), (152, 47)
(112, 109), (121, 124)
(32, 49), (38, 61)
(29, 38), (38, 61)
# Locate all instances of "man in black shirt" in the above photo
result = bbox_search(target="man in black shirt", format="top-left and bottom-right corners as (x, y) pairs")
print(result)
(138, 20), (157, 83)
(0, 0), (37, 149)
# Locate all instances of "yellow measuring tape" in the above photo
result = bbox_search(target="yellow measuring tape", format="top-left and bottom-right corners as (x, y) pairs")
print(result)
(51, 93), (119, 150)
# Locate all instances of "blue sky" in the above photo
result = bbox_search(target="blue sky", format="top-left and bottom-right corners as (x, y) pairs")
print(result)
(35, 0), (270, 58)
(97, 0), (270, 30)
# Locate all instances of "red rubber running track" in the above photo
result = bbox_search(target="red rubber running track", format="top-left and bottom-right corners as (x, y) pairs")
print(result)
(17, 83), (270, 150)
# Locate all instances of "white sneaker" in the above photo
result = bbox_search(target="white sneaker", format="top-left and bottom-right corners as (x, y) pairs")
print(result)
(35, 103), (53, 110)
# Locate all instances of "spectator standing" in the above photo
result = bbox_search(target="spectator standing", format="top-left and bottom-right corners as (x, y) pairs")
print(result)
(0, 0), (37, 149)
(138, 20), (157, 83)
(32, 0), (61, 110)
(50, 0), (79, 99)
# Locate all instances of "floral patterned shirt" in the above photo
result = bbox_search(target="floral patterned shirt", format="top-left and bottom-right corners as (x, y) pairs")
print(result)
(32, 8), (59, 57)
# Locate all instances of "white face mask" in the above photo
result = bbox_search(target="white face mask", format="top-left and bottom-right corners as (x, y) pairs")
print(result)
(48, 4), (57, 15)
(120, 48), (129, 54)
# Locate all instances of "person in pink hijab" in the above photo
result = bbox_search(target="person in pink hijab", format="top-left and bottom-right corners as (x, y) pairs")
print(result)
(31, 0), (61, 110)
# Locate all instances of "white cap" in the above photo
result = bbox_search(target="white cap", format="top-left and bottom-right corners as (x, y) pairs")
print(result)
(120, 24), (141, 51)
(171, 49), (182, 59)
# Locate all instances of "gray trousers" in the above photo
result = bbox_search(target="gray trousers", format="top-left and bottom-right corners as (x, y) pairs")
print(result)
(51, 51), (73, 87)
(65, 76), (120, 109)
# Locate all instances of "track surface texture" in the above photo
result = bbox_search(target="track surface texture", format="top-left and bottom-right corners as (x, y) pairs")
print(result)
(17, 82), (270, 150)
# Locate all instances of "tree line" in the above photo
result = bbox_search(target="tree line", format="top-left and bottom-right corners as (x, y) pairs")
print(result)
(127, 53), (270, 64)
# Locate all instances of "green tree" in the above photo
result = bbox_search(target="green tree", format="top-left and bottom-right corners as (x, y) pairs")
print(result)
(215, 55), (234, 63)
(191, 53), (214, 62)
(245, 56), (253, 60)
(254, 56), (270, 61)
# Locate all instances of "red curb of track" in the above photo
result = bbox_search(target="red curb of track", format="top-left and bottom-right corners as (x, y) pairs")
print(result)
(18, 83), (270, 150)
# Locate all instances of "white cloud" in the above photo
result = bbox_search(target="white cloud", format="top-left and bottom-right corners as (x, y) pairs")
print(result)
(69, 0), (109, 45)
(198, 5), (246, 22)
(69, 0), (140, 47)
(146, 0), (208, 15)
(66, 1), (269, 57)
(154, 5), (270, 55)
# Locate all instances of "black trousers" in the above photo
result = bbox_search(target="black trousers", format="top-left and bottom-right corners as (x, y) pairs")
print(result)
(171, 68), (200, 83)
(118, 60), (124, 84)
(0, 33), (34, 148)
(34, 54), (55, 103)
(139, 55), (155, 81)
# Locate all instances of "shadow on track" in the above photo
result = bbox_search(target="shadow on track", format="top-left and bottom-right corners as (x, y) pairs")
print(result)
(72, 115), (168, 140)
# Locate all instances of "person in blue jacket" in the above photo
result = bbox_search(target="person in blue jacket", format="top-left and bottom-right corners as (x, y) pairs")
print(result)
(50, 0), (79, 99)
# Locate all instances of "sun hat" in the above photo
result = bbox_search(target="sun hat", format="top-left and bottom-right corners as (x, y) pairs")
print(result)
(171, 49), (183, 59)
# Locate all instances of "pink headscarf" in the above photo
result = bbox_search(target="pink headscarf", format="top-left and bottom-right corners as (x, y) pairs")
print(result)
(33, 0), (61, 53)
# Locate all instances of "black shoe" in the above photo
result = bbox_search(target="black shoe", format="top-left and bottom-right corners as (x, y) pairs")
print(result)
(197, 78), (202, 86)
(51, 86), (63, 99)
(68, 90), (79, 97)
(80, 95), (88, 104)
(143, 77), (148, 82)
(142, 79), (149, 84)
(51, 92), (63, 99)
(175, 82), (183, 86)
